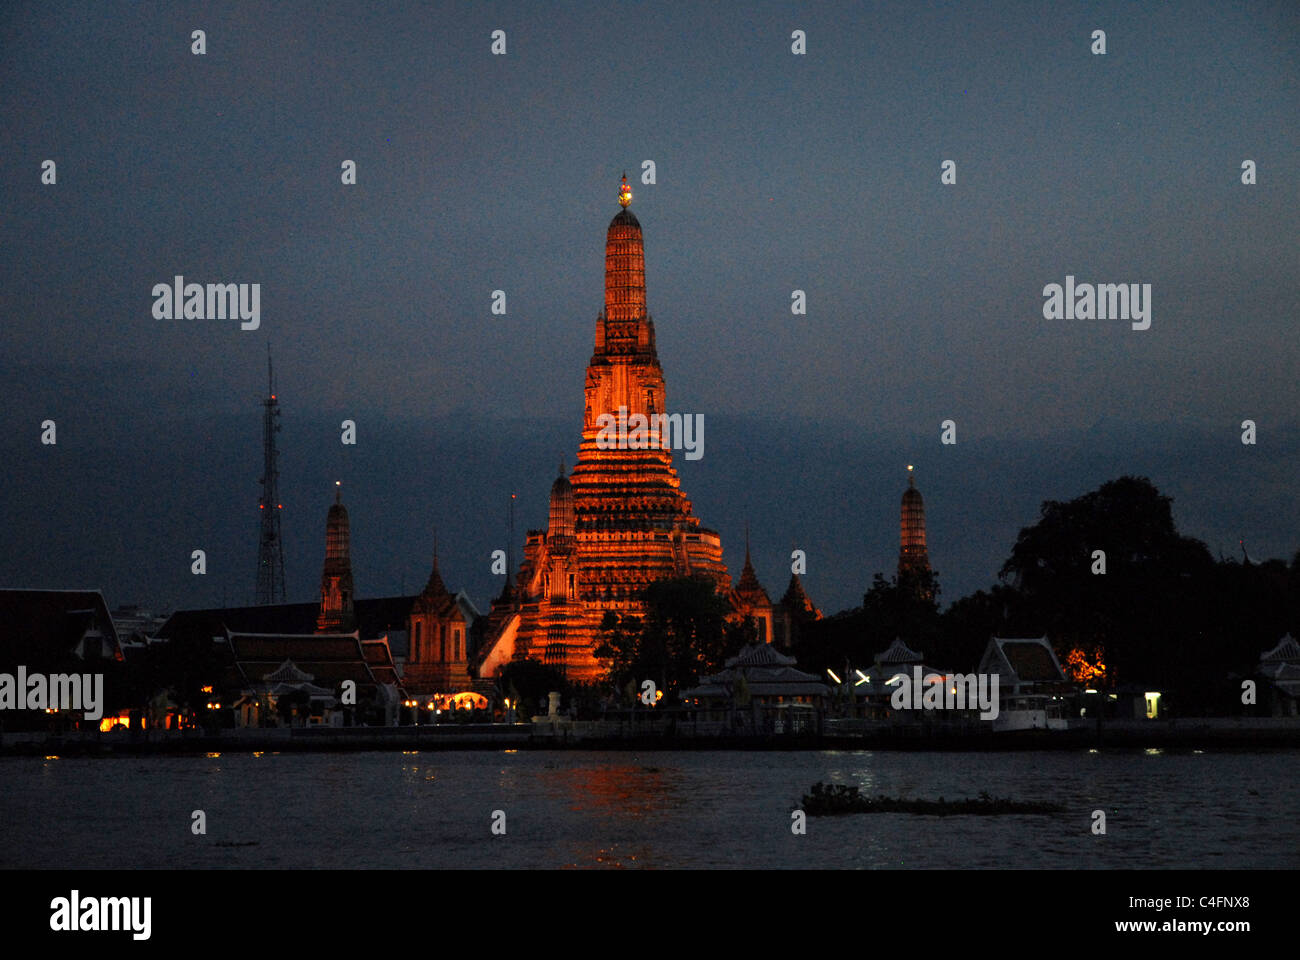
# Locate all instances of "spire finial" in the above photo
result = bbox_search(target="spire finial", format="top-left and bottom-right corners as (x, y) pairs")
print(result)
(744, 520), (752, 565)
(907, 464), (915, 487)
(618, 172), (632, 208)
(334, 479), (341, 504)
(433, 526), (438, 565)
(559, 455), (566, 478)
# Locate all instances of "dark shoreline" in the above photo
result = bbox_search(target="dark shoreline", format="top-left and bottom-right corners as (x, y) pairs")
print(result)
(6, 718), (1300, 756)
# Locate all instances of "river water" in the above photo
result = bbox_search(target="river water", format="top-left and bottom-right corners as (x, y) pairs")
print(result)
(4, 749), (1297, 869)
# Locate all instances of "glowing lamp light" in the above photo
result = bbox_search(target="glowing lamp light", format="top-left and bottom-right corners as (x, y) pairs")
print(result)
(826, 669), (842, 684)
(855, 670), (869, 686)
(618, 174), (632, 207)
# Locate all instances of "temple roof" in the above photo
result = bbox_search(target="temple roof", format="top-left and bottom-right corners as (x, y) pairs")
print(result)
(731, 545), (771, 608)
(156, 596), (418, 644)
(683, 643), (828, 699)
(414, 555), (459, 617)
(0, 588), (123, 666)
(226, 631), (385, 691)
(875, 637), (923, 664)
(725, 642), (796, 668)
(1260, 634), (1300, 663)
(780, 573), (821, 619)
(982, 637), (1067, 684)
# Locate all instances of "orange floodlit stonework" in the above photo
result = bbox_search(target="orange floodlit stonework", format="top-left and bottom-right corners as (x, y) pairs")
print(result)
(474, 177), (736, 683)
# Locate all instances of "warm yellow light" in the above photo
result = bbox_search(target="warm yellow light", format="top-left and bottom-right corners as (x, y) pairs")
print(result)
(618, 174), (632, 207)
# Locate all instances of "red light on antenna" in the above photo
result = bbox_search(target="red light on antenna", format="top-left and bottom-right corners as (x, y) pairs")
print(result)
(259, 504), (264, 510)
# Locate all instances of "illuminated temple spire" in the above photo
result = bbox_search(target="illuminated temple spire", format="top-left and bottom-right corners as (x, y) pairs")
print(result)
(315, 481), (356, 633)
(898, 465), (931, 580)
(491, 175), (731, 681)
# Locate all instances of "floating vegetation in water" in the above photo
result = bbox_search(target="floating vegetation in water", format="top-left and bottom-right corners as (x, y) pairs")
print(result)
(799, 782), (1062, 816)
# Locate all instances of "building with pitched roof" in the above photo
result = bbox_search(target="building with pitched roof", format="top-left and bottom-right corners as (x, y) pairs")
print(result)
(1254, 634), (1300, 717)
(978, 636), (1072, 730)
(0, 589), (127, 731)
(223, 630), (403, 726)
(681, 642), (830, 732)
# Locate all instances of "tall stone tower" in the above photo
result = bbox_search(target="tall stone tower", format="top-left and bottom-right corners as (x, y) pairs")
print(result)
(315, 482), (356, 633)
(898, 465), (931, 579)
(479, 177), (732, 683)
(569, 175), (730, 597)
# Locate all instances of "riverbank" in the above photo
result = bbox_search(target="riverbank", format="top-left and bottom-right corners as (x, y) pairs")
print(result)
(4, 716), (1299, 755)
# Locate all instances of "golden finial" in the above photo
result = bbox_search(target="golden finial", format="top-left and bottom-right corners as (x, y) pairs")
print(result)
(618, 172), (632, 208)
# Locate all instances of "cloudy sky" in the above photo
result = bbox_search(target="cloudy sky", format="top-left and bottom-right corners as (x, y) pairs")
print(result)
(2, 0), (1296, 617)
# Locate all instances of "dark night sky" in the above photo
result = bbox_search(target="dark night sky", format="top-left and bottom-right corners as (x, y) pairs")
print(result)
(1, 1), (1297, 618)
